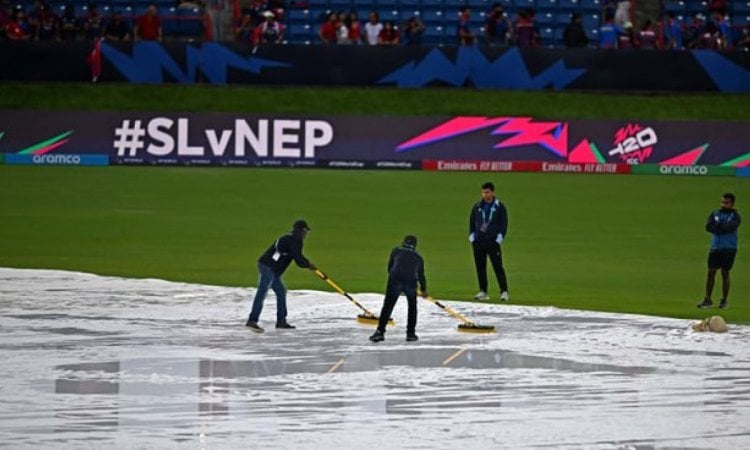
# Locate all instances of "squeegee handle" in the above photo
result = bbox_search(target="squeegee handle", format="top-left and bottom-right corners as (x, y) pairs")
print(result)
(419, 292), (475, 325)
(314, 269), (376, 316)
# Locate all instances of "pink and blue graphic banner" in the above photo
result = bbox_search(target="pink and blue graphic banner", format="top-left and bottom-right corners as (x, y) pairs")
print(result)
(1, 111), (749, 168)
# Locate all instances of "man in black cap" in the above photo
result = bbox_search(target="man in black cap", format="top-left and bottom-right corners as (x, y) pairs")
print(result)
(370, 235), (428, 343)
(246, 219), (317, 333)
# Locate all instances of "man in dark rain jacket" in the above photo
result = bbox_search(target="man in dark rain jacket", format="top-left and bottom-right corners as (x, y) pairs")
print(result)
(370, 235), (427, 343)
(246, 220), (317, 333)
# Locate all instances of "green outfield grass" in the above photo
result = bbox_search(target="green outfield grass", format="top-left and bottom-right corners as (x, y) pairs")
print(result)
(1, 165), (747, 322)
(3, 82), (749, 322)
(4, 82), (750, 120)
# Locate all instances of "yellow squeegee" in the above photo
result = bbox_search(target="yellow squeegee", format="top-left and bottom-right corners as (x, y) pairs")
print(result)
(421, 293), (496, 334)
(314, 269), (394, 327)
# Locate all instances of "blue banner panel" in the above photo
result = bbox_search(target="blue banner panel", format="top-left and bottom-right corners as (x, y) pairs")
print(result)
(737, 167), (750, 177)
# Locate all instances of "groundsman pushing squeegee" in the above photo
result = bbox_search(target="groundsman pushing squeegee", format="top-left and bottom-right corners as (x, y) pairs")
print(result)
(314, 269), (394, 326)
(420, 293), (496, 334)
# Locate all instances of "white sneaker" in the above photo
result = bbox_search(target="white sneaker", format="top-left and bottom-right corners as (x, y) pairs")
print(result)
(500, 291), (509, 302)
(473, 291), (490, 301)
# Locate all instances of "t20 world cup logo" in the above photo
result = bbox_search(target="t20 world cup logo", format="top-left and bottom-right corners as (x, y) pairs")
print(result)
(607, 124), (658, 164)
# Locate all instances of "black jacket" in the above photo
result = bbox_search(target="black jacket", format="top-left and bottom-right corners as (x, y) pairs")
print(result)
(258, 231), (311, 275)
(563, 22), (588, 47)
(469, 198), (508, 242)
(387, 245), (427, 291)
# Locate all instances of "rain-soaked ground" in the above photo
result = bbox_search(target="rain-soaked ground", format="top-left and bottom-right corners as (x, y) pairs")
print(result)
(1, 268), (750, 449)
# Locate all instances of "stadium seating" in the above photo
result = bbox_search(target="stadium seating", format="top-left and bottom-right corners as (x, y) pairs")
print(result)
(557, 0), (578, 11)
(12, 0), (652, 45)
(665, 0), (685, 13)
(280, 0), (616, 46)
(579, 0), (600, 12)
(14, 0), (204, 39)
(536, 0), (557, 12)
(685, 0), (707, 14)
(581, 12), (599, 31)
(536, 11), (554, 25)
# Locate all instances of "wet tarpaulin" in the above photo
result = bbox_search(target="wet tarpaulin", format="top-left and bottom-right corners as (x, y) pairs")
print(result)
(1, 268), (749, 448)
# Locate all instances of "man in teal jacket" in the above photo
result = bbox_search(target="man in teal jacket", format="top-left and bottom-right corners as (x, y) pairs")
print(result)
(698, 193), (741, 309)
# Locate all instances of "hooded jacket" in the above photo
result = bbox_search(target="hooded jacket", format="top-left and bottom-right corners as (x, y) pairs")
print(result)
(258, 230), (311, 274)
(387, 244), (427, 291)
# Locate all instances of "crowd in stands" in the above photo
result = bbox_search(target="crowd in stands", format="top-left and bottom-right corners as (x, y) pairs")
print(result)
(229, 0), (749, 49)
(2, 0), (749, 49)
(0, 0), (209, 41)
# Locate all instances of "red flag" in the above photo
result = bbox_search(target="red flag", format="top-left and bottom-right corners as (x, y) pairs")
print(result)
(86, 38), (102, 82)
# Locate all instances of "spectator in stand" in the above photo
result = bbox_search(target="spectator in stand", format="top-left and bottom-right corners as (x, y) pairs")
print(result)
(601, 0), (617, 21)
(345, 11), (361, 44)
(247, 0), (267, 25)
(0, 1), (10, 39)
(335, 10), (349, 44)
(318, 11), (337, 44)
(402, 15), (424, 45)
(364, 11), (382, 45)
(562, 12), (588, 47)
(135, 3), (162, 41)
(694, 19), (721, 48)
(457, 6), (475, 46)
(663, 11), (683, 49)
(255, 9), (283, 43)
(35, 4), (58, 41)
(614, 0), (630, 27)
(0, 20), (6, 40)
(5, 6), (31, 40)
(234, 8), (254, 44)
(267, 0), (284, 13)
(177, 0), (200, 8)
(378, 20), (398, 45)
(484, 3), (512, 46)
(599, 12), (624, 48)
(708, 0), (727, 16)
(26, 0), (44, 35)
(58, 3), (78, 41)
(636, 19), (657, 48)
(616, 20), (635, 48)
(201, 4), (216, 42)
(514, 9), (539, 48)
(738, 24), (750, 51)
(713, 12), (731, 49)
(82, 4), (104, 40)
(104, 10), (130, 40)
(684, 13), (705, 48)
(378, 22), (401, 47)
